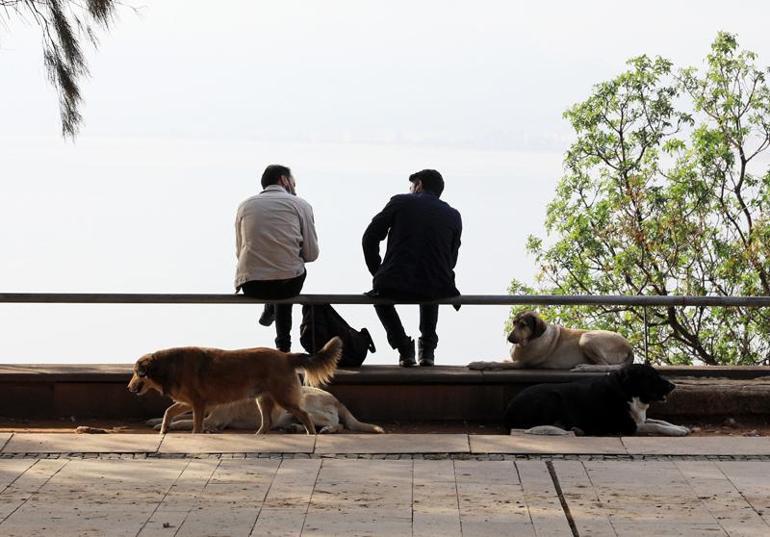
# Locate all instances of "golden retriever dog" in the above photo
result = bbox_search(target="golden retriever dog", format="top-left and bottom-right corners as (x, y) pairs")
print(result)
(128, 337), (342, 434)
(146, 386), (385, 434)
(468, 311), (633, 372)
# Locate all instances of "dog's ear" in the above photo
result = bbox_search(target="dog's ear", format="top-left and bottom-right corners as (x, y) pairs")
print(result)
(530, 313), (547, 339)
(145, 354), (174, 397)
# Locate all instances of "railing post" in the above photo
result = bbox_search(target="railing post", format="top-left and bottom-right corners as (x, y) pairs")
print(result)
(643, 306), (650, 365)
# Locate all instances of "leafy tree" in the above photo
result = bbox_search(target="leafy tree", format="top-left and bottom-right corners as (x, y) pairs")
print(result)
(1, 0), (119, 137)
(511, 33), (770, 365)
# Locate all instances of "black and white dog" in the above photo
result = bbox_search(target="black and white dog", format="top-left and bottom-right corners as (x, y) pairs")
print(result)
(504, 364), (690, 436)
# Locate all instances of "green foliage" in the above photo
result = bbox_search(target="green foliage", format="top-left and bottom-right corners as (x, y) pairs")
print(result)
(513, 32), (770, 365)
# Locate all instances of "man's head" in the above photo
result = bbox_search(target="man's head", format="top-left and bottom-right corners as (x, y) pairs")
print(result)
(409, 169), (444, 197)
(261, 164), (296, 194)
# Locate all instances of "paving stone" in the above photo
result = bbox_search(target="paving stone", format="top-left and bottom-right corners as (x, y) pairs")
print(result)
(714, 461), (770, 529)
(1, 433), (161, 453)
(413, 461), (462, 537)
(250, 507), (306, 537)
(175, 507), (261, 537)
(453, 460), (536, 537)
(554, 460), (729, 536)
(0, 459), (36, 492)
(152, 460), (219, 512)
(676, 461), (770, 537)
(550, 460), (619, 537)
(517, 461), (573, 537)
(0, 459), (69, 520)
(470, 434), (627, 454)
(314, 458), (412, 483)
(0, 434), (11, 452)
(159, 433), (315, 454)
(303, 459), (412, 536)
(622, 436), (770, 456)
(314, 434), (469, 454)
(263, 459), (321, 508)
(2, 446), (770, 536)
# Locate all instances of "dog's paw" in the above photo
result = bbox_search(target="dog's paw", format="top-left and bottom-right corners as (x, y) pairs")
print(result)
(671, 425), (690, 437)
(373, 425), (385, 434)
(467, 361), (501, 370)
(522, 425), (574, 436)
(570, 364), (596, 372)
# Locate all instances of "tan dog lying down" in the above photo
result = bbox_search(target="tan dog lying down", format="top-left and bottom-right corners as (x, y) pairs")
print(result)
(128, 337), (342, 434)
(468, 311), (634, 372)
(146, 386), (385, 433)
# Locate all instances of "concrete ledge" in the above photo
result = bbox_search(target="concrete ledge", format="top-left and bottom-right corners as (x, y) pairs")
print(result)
(1, 433), (770, 456)
(314, 434), (470, 454)
(1, 364), (769, 422)
(2, 433), (161, 453)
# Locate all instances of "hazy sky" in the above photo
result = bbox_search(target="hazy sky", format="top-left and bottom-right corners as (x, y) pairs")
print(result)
(2, 1), (769, 364)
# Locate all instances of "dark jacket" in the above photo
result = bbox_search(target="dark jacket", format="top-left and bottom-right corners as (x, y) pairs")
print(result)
(362, 192), (462, 299)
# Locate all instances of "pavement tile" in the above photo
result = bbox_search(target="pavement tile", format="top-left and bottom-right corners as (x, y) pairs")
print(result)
(676, 461), (770, 536)
(314, 433), (469, 454)
(0, 459), (36, 491)
(714, 461), (770, 528)
(517, 461), (573, 537)
(414, 460), (456, 483)
(622, 436), (770, 455)
(314, 459), (412, 484)
(470, 434), (627, 454)
(453, 460), (537, 537)
(558, 460), (729, 536)
(413, 461), (462, 537)
(249, 507), (306, 537)
(263, 459), (321, 508)
(1, 433), (161, 453)
(0, 434), (11, 452)
(302, 511), (413, 537)
(454, 460), (520, 484)
(175, 507), (260, 537)
(158, 433), (315, 453)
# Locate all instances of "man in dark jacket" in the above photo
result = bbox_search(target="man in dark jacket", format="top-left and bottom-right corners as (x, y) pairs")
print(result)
(362, 169), (462, 367)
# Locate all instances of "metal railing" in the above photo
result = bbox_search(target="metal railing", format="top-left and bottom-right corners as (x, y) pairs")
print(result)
(2, 293), (769, 364)
(2, 293), (770, 307)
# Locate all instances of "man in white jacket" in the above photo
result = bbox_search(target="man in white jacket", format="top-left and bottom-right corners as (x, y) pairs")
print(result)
(235, 164), (319, 351)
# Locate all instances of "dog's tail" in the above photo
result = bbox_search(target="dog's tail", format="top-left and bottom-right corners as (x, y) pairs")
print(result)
(337, 402), (385, 433)
(288, 337), (342, 387)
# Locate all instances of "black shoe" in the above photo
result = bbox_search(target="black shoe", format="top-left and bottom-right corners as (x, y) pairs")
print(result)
(259, 304), (275, 326)
(418, 338), (435, 367)
(398, 338), (416, 367)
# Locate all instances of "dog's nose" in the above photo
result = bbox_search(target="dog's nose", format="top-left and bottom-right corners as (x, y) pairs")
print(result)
(507, 333), (517, 344)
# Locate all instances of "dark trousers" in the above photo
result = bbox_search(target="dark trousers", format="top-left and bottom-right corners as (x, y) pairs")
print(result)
(239, 271), (306, 351)
(374, 303), (439, 350)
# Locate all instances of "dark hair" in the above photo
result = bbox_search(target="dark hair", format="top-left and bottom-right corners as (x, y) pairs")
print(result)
(409, 169), (444, 196)
(261, 164), (291, 188)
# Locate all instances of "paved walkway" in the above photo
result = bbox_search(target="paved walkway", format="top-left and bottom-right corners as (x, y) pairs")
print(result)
(1, 434), (770, 536)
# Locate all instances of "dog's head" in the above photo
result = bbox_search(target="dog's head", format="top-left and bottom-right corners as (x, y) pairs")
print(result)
(615, 364), (676, 404)
(127, 352), (171, 397)
(507, 311), (547, 346)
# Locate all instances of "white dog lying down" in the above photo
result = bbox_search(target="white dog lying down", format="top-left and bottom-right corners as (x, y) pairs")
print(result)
(468, 310), (634, 372)
(146, 386), (385, 434)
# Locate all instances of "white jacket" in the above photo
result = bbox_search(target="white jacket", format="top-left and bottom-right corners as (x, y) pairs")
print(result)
(234, 185), (319, 287)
